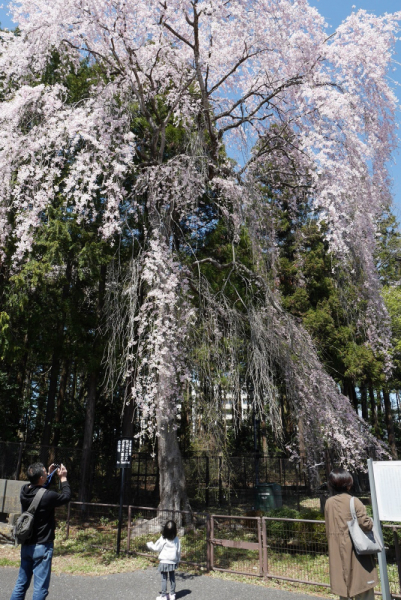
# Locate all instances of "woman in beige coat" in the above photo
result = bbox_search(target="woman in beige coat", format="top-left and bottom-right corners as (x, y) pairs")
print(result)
(325, 468), (378, 600)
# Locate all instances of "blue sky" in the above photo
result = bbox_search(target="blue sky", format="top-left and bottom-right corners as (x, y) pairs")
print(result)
(1, 0), (401, 218)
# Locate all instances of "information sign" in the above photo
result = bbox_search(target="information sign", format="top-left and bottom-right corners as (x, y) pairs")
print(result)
(116, 437), (133, 555)
(368, 459), (392, 600)
(372, 460), (401, 522)
(116, 438), (132, 468)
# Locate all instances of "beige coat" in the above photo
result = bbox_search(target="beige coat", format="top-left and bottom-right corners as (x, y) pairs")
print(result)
(325, 493), (378, 597)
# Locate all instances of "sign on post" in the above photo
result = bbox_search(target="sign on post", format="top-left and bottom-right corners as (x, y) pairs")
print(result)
(372, 461), (401, 522)
(116, 438), (132, 555)
(367, 459), (397, 600)
(116, 438), (133, 468)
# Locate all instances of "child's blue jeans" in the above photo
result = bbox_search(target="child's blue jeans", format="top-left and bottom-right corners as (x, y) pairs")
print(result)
(161, 570), (176, 595)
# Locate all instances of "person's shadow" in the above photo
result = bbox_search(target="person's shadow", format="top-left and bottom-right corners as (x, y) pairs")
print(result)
(175, 569), (203, 596)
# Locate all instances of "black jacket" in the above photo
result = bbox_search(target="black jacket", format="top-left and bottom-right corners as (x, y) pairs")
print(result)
(20, 481), (71, 545)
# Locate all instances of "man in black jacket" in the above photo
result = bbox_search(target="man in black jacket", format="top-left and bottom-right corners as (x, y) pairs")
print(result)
(10, 462), (71, 600)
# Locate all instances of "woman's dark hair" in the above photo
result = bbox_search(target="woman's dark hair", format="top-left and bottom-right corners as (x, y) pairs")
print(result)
(162, 520), (177, 541)
(328, 468), (353, 494)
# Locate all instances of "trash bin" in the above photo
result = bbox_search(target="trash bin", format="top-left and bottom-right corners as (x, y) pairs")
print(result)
(254, 483), (282, 511)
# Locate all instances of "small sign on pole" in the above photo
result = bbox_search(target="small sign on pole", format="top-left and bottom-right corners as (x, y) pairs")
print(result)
(116, 438), (133, 468)
(116, 438), (132, 555)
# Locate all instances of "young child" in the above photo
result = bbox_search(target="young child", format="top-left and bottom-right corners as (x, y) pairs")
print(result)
(146, 520), (181, 600)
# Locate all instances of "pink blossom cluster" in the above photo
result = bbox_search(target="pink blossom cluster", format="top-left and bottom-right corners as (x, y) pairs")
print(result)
(130, 234), (194, 439)
(248, 301), (389, 469)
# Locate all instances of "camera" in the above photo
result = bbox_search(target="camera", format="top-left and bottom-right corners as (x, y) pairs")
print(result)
(53, 463), (61, 470)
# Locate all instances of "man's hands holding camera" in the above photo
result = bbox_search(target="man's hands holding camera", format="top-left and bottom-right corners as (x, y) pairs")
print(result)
(49, 463), (68, 482)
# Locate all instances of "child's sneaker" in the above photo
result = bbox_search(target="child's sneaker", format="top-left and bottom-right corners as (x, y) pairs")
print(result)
(156, 596), (168, 600)
(169, 595), (176, 600)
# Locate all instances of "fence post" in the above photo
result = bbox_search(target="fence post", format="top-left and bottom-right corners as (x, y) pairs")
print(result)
(206, 514), (211, 571)
(137, 454), (140, 499)
(127, 505), (132, 553)
(218, 458), (223, 506)
(258, 518), (263, 576)
(262, 517), (268, 577)
(210, 515), (214, 571)
(206, 456), (210, 508)
(393, 527), (401, 593)
(66, 502), (71, 539)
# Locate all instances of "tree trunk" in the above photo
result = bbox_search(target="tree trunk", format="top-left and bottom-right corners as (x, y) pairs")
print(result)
(157, 405), (191, 519)
(70, 362), (77, 405)
(40, 353), (60, 465)
(383, 389), (398, 458)
(179, 381), (191, 456)
(351, 384), (358, 412)
(79, 371), (98, 503)
(52, 358), (70, 448)
(360, 384), (368, 421)
(40, 260), (71, 464)
(298, 417), (306, 470)
(23, 369), (34, 443)
(343, 379), (358, 412)
(260, 420), (268, 455)
(369, 384), (380, 437)
(15, 337), (29, 434)
(79, 264), (106, 503)
(377, 389), (384, 430)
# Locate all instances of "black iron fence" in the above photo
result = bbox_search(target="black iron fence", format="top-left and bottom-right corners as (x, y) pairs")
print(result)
(0, 440), (329, 508)
(0, 439), (375, 516)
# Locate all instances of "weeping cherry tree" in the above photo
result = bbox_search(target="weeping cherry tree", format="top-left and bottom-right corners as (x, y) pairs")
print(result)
(0, 0), (400, 508)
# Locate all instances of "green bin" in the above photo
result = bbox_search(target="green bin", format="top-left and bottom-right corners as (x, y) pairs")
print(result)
(254, 483), (282, 511)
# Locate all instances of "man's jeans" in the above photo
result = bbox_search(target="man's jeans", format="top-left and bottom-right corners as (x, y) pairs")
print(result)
(10, 542), (54, 600)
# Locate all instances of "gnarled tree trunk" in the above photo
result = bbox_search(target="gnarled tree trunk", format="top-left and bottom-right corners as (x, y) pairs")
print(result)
(157, 405), (191, 519)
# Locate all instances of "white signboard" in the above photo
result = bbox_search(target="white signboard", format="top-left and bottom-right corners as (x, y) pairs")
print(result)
(372, 460), (401, 521)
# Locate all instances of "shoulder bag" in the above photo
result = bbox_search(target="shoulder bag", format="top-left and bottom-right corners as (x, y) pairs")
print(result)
(13, 487), (47, 546)
(347, 496), (383, 555)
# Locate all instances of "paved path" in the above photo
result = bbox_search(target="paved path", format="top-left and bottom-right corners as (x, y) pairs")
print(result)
(1, 567), (325, 600)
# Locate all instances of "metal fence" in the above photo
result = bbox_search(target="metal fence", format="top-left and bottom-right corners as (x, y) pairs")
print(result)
(60, 502), (128, 553)
(127, 506), (209, 568)
(59, 502), (209, 567)
(0, 440), (329, 508)
(208, 515), (401, 597)
(56, 504), (401, 597)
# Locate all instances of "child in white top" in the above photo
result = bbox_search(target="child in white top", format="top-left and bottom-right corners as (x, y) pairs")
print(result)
(147, 520), (181, 600)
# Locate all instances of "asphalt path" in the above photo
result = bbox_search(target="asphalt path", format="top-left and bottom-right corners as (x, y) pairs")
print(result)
(1, 567), (325, 600)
